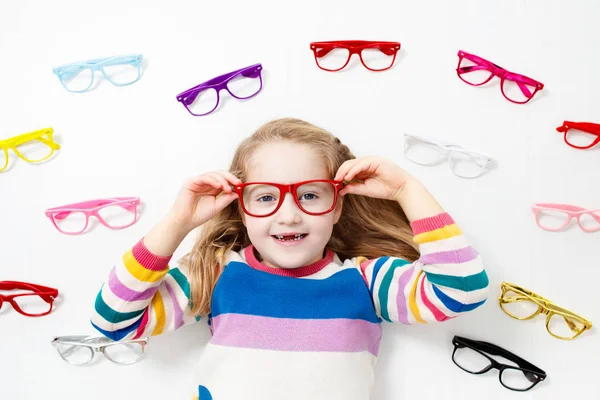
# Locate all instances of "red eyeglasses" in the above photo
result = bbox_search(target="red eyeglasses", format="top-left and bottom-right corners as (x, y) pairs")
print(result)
(310, 40), (401, 72)
(0, 281), (59, 317)
(233, 180), (344, 218)
(556, 121), (600, 150)
(456, 50), (544, 104)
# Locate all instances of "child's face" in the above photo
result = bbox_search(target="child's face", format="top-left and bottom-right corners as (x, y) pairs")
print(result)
(241, 141), (342, 270)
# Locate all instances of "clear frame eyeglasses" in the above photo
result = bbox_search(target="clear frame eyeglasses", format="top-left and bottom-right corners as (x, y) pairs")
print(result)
(52, 54), (143, 93)
(403, 132), (493, 179)
(51, 335), (148, 366)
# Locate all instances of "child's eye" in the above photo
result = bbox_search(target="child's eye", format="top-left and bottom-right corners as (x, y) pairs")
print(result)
(300, 193), (318, 201)
(257, 195), (276, 202)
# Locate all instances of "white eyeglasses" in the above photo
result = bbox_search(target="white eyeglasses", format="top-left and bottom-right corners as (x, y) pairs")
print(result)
(51, 335), (148, 366)
(403, 132), (494, 179)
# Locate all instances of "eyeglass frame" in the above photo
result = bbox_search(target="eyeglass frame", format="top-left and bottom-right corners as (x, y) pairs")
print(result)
(52, 54), (143, 93)
(532, 203), (600, 232)
(0, 127), (60, 173)
(0, 281), (58, 317)
(232, 180), (344, 218)
(176, 63), (263, 117)
(309, 40), (401, 72)
(456, 50), (544, 104)
(556, 121), (600, 150)
(51, 335), (148, 366)
(499, 281), (593, 340)
(45, 197), (141, 235)
(452, 335), (546, 392)
(403, 132), (493, 179)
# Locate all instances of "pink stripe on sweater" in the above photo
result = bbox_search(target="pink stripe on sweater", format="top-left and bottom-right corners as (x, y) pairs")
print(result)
(132, 309), (149, 339)
(132, 239), (172, 272)
(419, 275), (448, 321)
(359, 259), (376, 286)
(410, 213), (455, 235)
(211, 314), (382, 356)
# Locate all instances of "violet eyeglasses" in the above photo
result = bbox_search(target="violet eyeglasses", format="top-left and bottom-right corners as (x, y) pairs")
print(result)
(456, 50), (544, 104)
(532, 203), (600, 232)
(176, 63), (263, 116)
(45, 197), (140, 235)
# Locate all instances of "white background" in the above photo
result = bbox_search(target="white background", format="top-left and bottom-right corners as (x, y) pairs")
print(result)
(1, 0), (598, 399)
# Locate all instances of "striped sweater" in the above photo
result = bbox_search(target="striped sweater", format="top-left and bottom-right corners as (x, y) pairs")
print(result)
(91, 212), (489, 400)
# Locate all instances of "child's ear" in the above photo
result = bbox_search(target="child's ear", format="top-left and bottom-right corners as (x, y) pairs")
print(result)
(333, 197), (343, 224)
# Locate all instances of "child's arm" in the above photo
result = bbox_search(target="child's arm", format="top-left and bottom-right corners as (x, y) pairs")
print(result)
(91, 171), (242, 340)
(90, 218), (198, 341)
(336, 157), (489, 324)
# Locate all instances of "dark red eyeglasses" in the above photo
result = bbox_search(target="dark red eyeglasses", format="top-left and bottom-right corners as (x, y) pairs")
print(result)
(233, 180), (344, 218)
(556, 121), (600, 150)
(310, 40), (401, 72)
(0, 281), (59, 317)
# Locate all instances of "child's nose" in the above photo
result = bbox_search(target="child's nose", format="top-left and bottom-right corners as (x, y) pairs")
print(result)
(275, 194), (302, 225)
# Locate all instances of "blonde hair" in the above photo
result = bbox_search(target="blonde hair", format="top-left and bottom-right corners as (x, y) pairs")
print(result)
(181, 118), (419, 317)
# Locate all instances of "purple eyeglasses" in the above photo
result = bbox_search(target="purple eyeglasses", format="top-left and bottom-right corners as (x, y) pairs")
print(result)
(176, 63), (263, 116)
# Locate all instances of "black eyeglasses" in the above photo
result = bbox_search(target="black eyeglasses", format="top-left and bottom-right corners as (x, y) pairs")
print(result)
(451, 335), (547, 391)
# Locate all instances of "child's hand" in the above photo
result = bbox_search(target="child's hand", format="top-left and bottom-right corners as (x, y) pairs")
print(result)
(334, 156), (413, 202)
(167, 171), (242, 232)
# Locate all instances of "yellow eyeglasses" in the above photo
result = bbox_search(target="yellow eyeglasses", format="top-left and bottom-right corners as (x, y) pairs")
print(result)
(499, 282), (592, 340)
(0, 128), (60, 172)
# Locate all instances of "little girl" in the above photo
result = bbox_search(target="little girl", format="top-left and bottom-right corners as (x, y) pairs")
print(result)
(91, 118), (489, 400)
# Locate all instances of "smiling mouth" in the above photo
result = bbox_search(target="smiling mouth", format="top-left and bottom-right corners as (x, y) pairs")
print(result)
(272, 233), (308, 241)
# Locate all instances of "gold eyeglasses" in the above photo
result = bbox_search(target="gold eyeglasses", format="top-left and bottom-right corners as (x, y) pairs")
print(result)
(499, 282), (592, 340)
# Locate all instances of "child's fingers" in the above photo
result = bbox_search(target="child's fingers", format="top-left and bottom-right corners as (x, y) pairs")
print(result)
(188, 175), (223, 193)
(344, 160), (372, 181)
(214, 192), (238, 210)
(335, 159), (357, 181)
(209, 173), (232, 194)
(215, 170), (242, 186)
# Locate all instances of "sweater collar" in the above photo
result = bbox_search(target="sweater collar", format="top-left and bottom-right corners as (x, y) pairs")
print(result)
(243, 245), (334, 277)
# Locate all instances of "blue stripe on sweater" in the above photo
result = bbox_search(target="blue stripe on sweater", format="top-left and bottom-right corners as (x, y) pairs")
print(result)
(91, 318), (142, 341)
(433, 285), (487, 312)
(212, 261), (380, 323)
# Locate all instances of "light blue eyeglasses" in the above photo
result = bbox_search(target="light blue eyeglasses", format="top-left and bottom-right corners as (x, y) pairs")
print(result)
(52, 54), (143, 93)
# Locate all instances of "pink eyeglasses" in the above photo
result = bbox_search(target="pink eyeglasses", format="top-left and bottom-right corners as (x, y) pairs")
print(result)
(532, 203), (600, 232)
(556, 121), (600, 150)
(45, 197), (140, 235)
(456, 50), (544, 104)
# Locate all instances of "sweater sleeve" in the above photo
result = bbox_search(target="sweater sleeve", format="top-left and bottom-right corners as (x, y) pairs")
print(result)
(90, 238), (201, 341)
(352, 212), (489, 324)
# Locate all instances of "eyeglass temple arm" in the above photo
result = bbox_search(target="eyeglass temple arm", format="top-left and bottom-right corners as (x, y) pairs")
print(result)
(100, 55), (142, 68)
(455, 336), (545, 379)
(177, 64), (262, 104)
(46, 198), (139, 220)
(556, 121), (600, 136)
(0, 281), (58, 302)
(533, 203), (600, 224)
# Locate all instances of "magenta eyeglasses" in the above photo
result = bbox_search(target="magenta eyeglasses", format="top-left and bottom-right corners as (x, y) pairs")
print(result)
(456, 50), (544, 104)
(45, 197), (140, 235)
